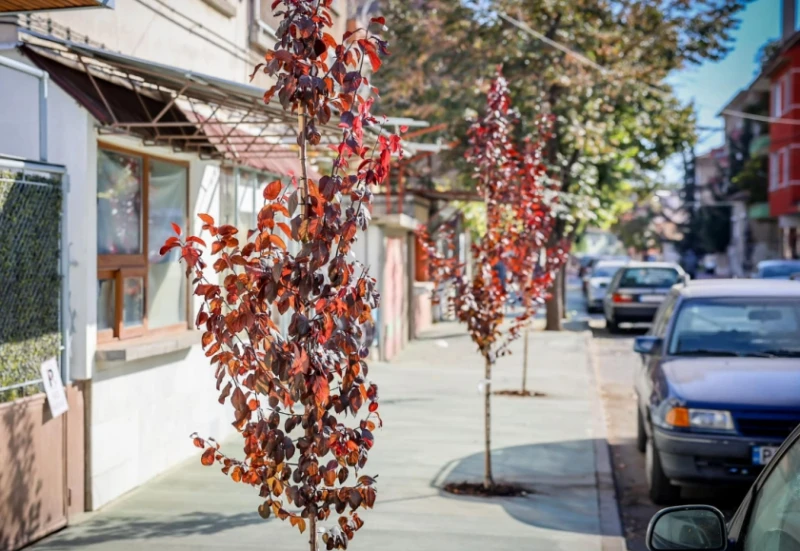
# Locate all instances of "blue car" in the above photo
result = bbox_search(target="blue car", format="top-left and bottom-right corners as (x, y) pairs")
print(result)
(633, 279), (800, 504)
(754, 259), (800, 280)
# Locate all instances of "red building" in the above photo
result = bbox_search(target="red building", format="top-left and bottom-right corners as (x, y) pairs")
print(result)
(766, 0), (800, 256)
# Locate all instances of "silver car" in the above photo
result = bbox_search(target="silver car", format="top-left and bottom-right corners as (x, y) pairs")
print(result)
(586, 260), (627, 313)
(603, 262), (686, 333)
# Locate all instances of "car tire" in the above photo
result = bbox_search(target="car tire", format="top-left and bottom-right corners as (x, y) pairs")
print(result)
(636, 408), (647, 454)
(646, 437), (680, 505)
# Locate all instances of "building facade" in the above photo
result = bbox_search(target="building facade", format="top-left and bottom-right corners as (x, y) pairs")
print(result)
(0, 2), (440, 546)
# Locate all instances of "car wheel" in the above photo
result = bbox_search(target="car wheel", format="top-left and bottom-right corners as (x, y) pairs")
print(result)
(636, 408), (647, 453)
(646, 437), (680, 505)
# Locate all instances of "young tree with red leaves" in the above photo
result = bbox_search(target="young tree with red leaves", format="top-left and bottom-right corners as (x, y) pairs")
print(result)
(162, 2), (399, 549)
(418, 71), (566, 491)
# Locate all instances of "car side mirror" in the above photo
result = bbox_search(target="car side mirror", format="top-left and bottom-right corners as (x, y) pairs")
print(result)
(647, 505), (727, 551)
(634, 336), (663, 355)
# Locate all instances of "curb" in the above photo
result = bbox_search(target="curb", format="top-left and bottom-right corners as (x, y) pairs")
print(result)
(585, 332), (626, 551)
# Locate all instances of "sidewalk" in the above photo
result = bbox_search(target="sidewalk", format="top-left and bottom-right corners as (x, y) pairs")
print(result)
(33, 322), (623, 551)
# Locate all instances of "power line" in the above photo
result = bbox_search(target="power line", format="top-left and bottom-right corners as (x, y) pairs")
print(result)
(721, 109), (800, 126)
(497, 11), (672, 99)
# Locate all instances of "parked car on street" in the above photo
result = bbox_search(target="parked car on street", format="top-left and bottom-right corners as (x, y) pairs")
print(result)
(586, 259), (628, 313)
(754, 259), (800, 280)
(645, 421), (800, 550)
(633, 280), (800, 505)
(603, 262), (685, 332)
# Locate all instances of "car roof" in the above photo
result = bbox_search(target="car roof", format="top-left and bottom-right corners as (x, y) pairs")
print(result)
(620, 261), (682, 270)
(678, 279), (800, 298)
(593, 260), (627, 268)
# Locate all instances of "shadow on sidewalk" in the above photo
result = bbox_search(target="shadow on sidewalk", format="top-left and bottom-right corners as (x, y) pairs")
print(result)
(433, 440), (604, 536)
(34, 511), (265, 548)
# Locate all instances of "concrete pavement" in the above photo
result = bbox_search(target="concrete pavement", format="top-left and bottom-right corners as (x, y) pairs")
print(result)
(33, 320), (623, 551)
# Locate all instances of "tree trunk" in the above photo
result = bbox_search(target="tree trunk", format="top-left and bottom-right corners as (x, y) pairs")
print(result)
(483, 353), (494, 490)
(309, 517), (317, 551)
(545, 268), (564, 331)
(521, 325), (529, 394)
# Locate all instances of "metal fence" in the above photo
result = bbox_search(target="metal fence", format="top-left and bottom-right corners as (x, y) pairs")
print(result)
(0, 157), (69, 403)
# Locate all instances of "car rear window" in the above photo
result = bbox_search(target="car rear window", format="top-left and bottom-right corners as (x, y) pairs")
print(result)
(619, 267), (679, 288)
(668, 298), (800, 356)
(592, 266), (621, 278)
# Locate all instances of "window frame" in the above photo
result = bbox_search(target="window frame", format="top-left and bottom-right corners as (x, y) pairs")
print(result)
(97, 142), (191, 343)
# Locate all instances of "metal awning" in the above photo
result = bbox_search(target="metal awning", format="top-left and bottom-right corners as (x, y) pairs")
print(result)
(0, 0), (113, 14)
(17, 29), (398, 172)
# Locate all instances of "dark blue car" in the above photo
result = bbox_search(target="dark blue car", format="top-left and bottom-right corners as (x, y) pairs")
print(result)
(633, 280), (800, 504)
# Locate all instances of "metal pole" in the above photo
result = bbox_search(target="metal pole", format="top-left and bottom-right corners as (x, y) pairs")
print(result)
(61, 173), (71, 382)
(39, 72), (48, 162)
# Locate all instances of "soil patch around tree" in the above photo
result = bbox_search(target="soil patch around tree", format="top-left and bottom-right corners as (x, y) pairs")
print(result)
(493, 389), (546, 398)
(443, 481), (530, 497)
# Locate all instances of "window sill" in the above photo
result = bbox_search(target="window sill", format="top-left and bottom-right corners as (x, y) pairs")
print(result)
(201, 0), (236, 18)
(96, 330), (201, 364)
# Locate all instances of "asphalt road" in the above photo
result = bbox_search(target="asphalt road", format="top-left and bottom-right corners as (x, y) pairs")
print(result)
(583, 302), (748, 550)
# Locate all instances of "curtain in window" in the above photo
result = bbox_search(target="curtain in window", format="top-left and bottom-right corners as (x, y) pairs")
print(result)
(147, 159), (187, 329)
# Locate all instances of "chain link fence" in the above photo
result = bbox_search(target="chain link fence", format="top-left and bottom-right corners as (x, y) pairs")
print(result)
(0, 158), (64, 403)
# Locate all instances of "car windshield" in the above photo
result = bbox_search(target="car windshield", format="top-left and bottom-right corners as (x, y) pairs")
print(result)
(668, 298), (800, 357)
(760, 263), (800, 278)
(619, 267), (679, 288)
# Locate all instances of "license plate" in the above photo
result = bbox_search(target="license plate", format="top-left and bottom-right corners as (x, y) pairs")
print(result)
(639, 295), (664, 303)
(752, 446), (780, 465)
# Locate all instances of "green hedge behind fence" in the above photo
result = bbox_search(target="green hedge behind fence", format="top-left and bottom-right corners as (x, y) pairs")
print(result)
(0, 168), (62, 403)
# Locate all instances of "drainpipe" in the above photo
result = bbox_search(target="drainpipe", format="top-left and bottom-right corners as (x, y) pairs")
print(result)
(0, 54), (48, 162)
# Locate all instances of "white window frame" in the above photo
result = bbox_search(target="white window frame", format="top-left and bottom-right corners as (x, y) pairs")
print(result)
(783, 147), (791, 188)
(773, 80), (783, 118)
(250, 0), (279, 53)
(770, 151), (779, 190)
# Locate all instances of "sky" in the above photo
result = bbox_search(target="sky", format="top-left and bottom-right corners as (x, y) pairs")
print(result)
(662, 0), (781, 184)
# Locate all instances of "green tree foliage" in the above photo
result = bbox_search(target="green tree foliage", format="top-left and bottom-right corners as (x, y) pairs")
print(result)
(375, 0), (750, 233)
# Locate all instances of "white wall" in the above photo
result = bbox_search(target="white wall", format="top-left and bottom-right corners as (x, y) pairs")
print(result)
(91, 346), (234, 509)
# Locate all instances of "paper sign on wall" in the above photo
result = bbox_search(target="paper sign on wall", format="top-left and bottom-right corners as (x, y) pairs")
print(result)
(40, 357), (68, 418)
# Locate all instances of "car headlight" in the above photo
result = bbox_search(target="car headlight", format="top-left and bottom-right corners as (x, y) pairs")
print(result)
(664, 407), (734, 431)
(689, 409), (734, 430)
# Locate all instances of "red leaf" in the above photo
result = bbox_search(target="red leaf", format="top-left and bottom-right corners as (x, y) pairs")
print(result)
(269, 234), (287, 250)
(171, 222), (182, 236)
(198, 213), (215, 226)
(370, 16), (386, 25)
(201, 447), (215, 466)
(312, 376), (329, 404)
(277, 222), (291, 239)
(186, 236), (207, 247)
(263, 180), (282, 201)
(212, 241), (224, 254)
(192, 436), (205, 448)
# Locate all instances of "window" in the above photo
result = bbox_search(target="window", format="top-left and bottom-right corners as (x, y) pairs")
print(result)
(652, 295), (677, 338)
(743, 438), (800, 550)
(97, 146), (188, 341)
(250, 0), (279, 52)
(619, 267), (680, 288)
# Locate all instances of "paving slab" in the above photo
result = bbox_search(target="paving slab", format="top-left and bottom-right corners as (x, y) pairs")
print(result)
(33, 319), (623, 551)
